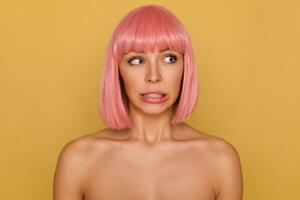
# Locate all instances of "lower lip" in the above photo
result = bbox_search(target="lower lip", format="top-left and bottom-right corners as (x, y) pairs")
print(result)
(140, 94), (169, 104)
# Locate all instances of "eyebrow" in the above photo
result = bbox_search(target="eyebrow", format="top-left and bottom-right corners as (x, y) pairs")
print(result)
(159, 47), (171, 53)
(136, 47), (170, 54)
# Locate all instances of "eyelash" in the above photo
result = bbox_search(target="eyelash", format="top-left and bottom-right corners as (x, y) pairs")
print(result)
(127, 54), (178, 65)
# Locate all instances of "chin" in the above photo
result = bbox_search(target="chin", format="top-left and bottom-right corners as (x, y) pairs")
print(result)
(142, 108), (166, 115)
(140, 103), (174, 115)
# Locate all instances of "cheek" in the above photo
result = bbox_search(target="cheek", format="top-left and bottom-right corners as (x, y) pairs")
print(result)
(174, 74), (183, 93)
(166, 67), (183, 86)
(119, 69), (143, 94)
(170, 69), (184, 96)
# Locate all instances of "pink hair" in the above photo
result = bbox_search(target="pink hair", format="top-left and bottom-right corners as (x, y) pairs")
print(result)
(99, 4), (199, 130)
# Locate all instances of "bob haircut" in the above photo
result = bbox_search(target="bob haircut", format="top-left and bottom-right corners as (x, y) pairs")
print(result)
(99, 4), (199, 130)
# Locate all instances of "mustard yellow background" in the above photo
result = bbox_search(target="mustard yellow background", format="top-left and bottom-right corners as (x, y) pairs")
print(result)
(1, 0), (299, 199)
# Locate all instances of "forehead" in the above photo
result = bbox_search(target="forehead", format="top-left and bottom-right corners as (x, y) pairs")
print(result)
(136, 47), (170, 54)
(123, 47), (182, 56)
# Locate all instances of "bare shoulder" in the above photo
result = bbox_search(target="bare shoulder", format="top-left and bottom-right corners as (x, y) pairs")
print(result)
(58, 128), (122, 157)
(54, 130), (107, 175)
(210, 137), (243, 200)
(204, 134), (243, 177)
(189, 127), (243, 200)
(183, 124), (240, 156)
(204, 133), (241, 159)
(53, 129), (118, 199)
(56, 128), (129, 163)
(185, 126), (243, 199)
(187, 125), (242, 171)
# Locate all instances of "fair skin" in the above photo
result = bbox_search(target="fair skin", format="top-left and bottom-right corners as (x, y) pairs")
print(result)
(119, 47), (184, 145)
(53, 47), (243, 200)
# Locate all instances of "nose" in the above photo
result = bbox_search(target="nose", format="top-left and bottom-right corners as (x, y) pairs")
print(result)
(145, 61), (162, 83)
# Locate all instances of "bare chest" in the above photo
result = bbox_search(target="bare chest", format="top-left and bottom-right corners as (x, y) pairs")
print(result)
(83, 144), (217, 200)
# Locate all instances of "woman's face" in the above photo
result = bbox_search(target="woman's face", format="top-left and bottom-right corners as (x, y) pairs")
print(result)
(119, 47), (184, 115)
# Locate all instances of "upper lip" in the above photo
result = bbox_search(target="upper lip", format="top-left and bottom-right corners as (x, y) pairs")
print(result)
(141, 90), (166, 95)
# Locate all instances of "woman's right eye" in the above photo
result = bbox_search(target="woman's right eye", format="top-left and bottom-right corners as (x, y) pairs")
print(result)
(128, 57), (144, 65)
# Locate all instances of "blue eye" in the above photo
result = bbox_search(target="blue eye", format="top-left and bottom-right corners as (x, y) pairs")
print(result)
(128, 56), (144, 65)
(164, 55), (177, 63)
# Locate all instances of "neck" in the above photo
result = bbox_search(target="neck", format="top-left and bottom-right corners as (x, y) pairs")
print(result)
(127, 104), (178, 146)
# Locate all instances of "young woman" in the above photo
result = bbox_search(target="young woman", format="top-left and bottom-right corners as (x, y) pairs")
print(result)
(53, 4), (243, 200)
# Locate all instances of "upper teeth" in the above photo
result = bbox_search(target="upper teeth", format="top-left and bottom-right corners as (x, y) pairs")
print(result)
(143, 93), (164, 98)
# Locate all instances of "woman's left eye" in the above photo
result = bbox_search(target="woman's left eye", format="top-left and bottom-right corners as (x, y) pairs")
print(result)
(163, 55), (177, 63)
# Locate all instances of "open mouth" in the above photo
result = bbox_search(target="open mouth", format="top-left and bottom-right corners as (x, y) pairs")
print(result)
(140, 93), (166, 98)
